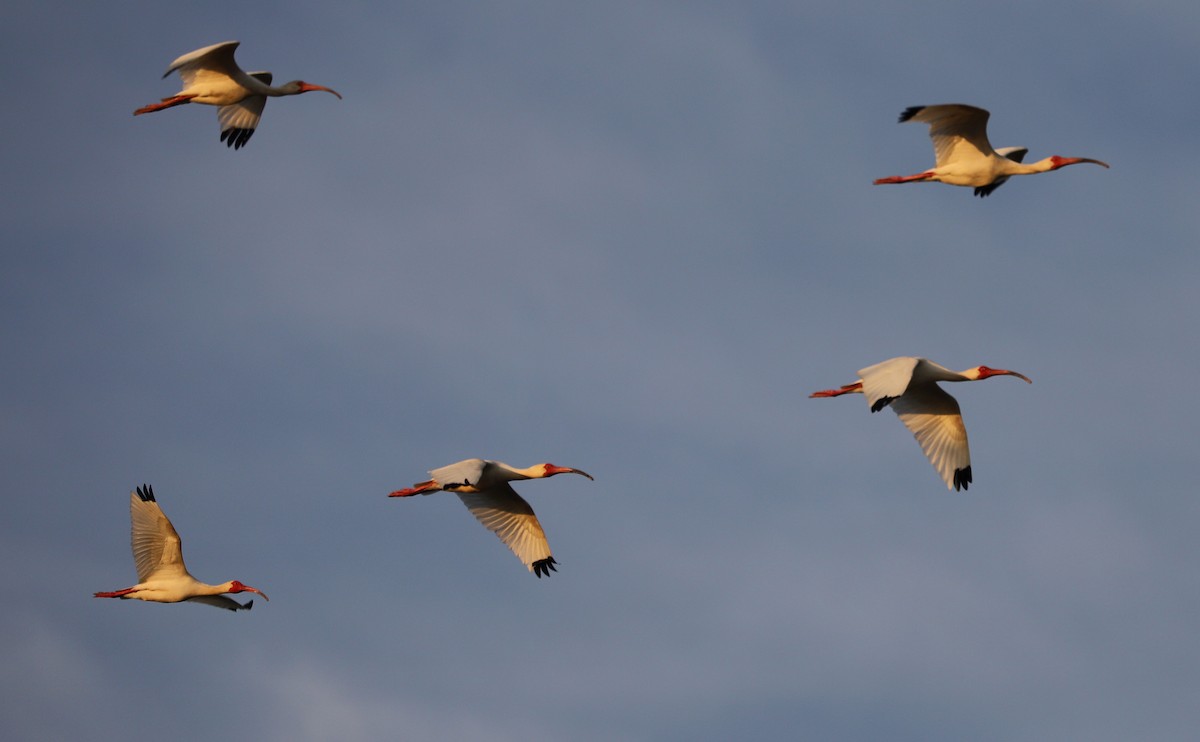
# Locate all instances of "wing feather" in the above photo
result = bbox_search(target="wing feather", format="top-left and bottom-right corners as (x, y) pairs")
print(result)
(431, 459), (488, 490)
(129, 487), (188, 582)
(904, 104), (996, 168)
(857, 357), (920, 412)
(890, 387), (971, 491)
(994, 146), (1028, 163)
(216, 74), (270, 149)
(456, 485), (553, 572)
(167, 41), (242, 88)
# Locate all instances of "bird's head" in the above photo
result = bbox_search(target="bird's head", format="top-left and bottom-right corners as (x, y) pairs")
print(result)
(1046, 155), (1109, 171)
(282, 80), (342, 99)
(228, 581), (269, 601)
(539, 463), (594, 481)
(971, 366), (1032, 383)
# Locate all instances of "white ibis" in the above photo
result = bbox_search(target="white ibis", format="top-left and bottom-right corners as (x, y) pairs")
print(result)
(94, 485), (268, 611)
(134, 41), (341, 149)
(873, 104), (1109, 196)
(389, 459), (594, 577)
(810, 357), (1031, 490)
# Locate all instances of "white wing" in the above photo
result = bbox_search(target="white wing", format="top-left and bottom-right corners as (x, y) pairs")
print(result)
(217, 72), (272, 149)
(857, 356), (920, 412)
(890, 386), (972, 491)
(430, 458), (488, 490)
(456, 485), (554, 574)
(129, 486), (188, 582)
(166, 41), (243, 89)
(903, 104), (996, 168)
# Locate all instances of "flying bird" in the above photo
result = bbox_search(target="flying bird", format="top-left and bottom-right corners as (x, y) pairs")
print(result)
(810, 357), (1031, 490)
(389, 459), (594, 577)
(873, 104), (1109, 196)
(134, 41), (341, 149)
(94, 485), (268, 611)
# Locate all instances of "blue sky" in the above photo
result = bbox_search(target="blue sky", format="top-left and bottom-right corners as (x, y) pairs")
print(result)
(2, 2), (1198, 740)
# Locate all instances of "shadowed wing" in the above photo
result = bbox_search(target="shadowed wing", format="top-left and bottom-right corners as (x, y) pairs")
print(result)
(217, 71), (272, 149)
(995, 146), (1028, 162)
(904, 104), (996, 168)
(187, 595), (254, 612)
(456, 484), (554, 574)
(130, 489), (188, 582)
(890, 386), (971, 491)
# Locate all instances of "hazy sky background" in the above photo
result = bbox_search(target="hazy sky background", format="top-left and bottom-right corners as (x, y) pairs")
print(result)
(3, 2), (1198, 740)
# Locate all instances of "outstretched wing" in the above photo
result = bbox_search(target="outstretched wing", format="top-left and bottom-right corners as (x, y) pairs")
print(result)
(890, 386), (972, 491)
(129, 485), (188, 582)
(456, 484), (555, 576)
(902, 104), (996, 168)
(431, 458), (488, 491)
(857, 356), (920, 413)
(166, 41), (243, 89)
(217, 71), (271, 149)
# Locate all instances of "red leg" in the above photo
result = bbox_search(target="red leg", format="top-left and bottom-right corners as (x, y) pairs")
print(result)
(873, 172), (934, 185)
(133, 95), (196, 116)
(809, 382), (863, 398)
(388, 480), (440, 497)
(94, 587), (136, 598)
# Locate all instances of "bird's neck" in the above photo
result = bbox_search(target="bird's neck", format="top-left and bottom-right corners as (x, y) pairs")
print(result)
(244, 78), (293, 97)
(915, 360), (970, 383)
(1027, 157), (1060, 174)
(504, 464), (547, 481)
(1002, 157), (1062, 176)
(208, 581), (238, 595)
(242, 76), (275, 96)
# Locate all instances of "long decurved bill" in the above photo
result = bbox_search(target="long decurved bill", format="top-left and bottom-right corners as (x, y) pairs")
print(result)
(547, 465), (594, 480)
(299, 83), (342, 99)
(987, 368), (1033, 383)
(1061, 157), (1110, 169)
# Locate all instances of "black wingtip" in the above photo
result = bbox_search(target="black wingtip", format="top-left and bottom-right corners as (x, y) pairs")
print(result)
(532, 556), (558, 578)
(953, 466), (973, 491)
(242, 600), (254, 611)
(219, 128), (254, 150)
(898, 106), (923, 123)
(135, 484), (156, 503)
(870, 396), (896, 413)
(974, 183), (1002, 198)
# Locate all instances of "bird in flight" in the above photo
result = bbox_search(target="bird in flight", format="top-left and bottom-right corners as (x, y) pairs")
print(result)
(134, 41), (341, 149)
(390, 459), (594, 577)
(810, 357), (1031, 490)
(873, 104), (1108, 196)
(94, 485), (268, 611)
